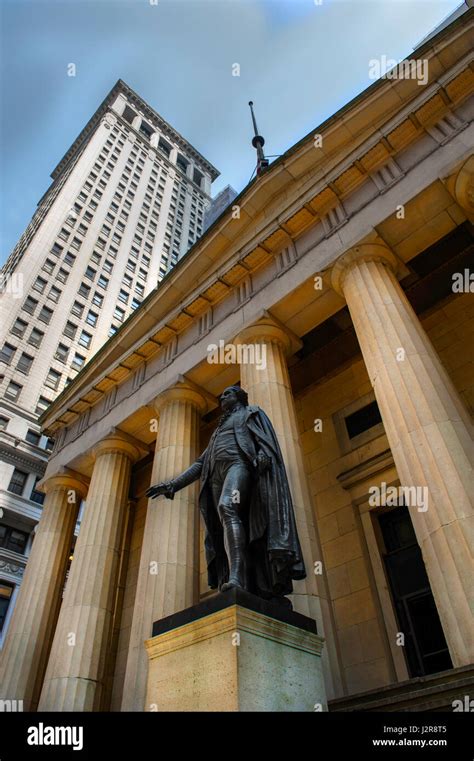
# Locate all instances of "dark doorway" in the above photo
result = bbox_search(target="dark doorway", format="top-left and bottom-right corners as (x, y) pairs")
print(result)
(378, 505), (452, 677)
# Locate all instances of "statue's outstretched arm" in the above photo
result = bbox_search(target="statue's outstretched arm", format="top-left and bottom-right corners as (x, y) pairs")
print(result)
(145, 451), (206, 500)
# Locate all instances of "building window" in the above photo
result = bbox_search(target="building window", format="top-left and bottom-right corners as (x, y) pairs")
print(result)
(55, 343), (69, 363)
(33, 276), (48, 293)
(78, 283), (91, 299)
(42, 258), (56, 274)
(28, 328), (44, 348)
(86, 310), (98, 327)
(71, 237), (82, 250)
(56, 268), (69, 284)
(97, 275), (108, 290)
(118, 289), (129, 304)
(113, 306), (125, 322)
(4, 381), (22, 402)
(71, 301), (84, 318)
(30, 477), (45, 506)
(64, 252), (76, 267)
(84, 266), (96, 281)
(11, 319), (28, 339)
(71, 353), (85, 371)
(0, 525), (28, 554)
(7, 468), (28, 496)
(35, 396), (50, 415)
(108, 324), (118, 337)
(92, 292), (103, 308)
(22, 296), (38, 315)
(16, 352), (34, 375)
(63, 325), (78, 344)
(45, 368), (61, 390)
(48, 285), (62, 303)
(158, 138), (171, 158)
(0, 416), (9, 430)
(0, 343), (16, 365)
(38, 306), (53, 324)
(0, 582), (14, 633)
(131, 298), (141, 310)
(25, 429), (41, 446)
(345, 401), (382, 439)
(78, 330), (92, 349)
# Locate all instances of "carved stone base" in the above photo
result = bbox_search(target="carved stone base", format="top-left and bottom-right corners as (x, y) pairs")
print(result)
(145, 588), (327, 712)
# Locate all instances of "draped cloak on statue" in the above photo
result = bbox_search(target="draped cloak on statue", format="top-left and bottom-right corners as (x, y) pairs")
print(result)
(170, 404), (306, 598)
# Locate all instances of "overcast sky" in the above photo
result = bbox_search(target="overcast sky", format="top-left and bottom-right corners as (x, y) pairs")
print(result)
(0, 0), (463, 265)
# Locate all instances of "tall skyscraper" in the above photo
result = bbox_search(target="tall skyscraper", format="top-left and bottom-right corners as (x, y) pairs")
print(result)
(0, 79), (218, 643)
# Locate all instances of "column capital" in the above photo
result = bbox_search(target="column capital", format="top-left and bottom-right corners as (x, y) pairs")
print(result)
(39, 467), (89, 500)
(444, 156), (474, 219)
(150, 376), (216, 416)
(93, 428), (149, 462)
(331, 243), (399, 296)
(233, 312), (302, 356)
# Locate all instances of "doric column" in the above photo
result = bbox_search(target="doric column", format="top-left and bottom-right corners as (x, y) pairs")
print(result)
(234, 316), (342, 697)
(38, 431), (144, 711)
(0, 469), (88, 711)
(331, 243), (474, 667)
(121, 379), (211, 711)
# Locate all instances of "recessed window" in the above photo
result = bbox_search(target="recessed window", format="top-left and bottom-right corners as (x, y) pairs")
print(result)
(122, 105), (136, 125)
(45, 368), (61, 390)
(0, 416), (9, 430)
(84, 266), (96, 281)
(86, 310), (98, 327)
(4, 381), (22, 402)
(97, 275), (108, 290)
(25, 429), (41, 446)
(28, 328), (44, 348)
(64, 252), (76, 267)
(71, 353), (86, 371)
(42, 258), (56, 274)
(71, 301), (84, 318)
(22, 296), (38, 315)
(30, 476), (45, 506)
(158, 138), (171, 158)
(78, 330), (92, 349)
(0, 343), (16, 365)
(92, 292), (103, 308)
(113, 306), (125, 322)
(78, 283), (91, 298)
(55, 343), (69, 363)
(35, 396), (51, 415)
(345, 401), (383, 440)
(38, 306), (53, 324)
(47, 286), (62, 303)
(0, 525), (28, 554)
(7, 468), (28, 495)
(11, 318), (27, 338)
(56, 268), (69, 284)
(16, 352), (34, 375)
(33, 276), (48, 293)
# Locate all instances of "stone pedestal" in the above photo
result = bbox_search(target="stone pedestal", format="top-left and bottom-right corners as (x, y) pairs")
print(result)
(145, 589), (327, 712)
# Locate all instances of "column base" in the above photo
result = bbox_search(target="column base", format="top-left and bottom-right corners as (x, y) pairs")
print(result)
(145, 589), (327, 712)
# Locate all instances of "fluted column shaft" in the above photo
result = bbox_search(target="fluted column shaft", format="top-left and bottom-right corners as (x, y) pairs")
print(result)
(0, 472), (87, 710)
(121, 383), (206, 711)
(236, 320), (342, 697)
(332, 244), (473, 667)
(38, 433), (141, 711)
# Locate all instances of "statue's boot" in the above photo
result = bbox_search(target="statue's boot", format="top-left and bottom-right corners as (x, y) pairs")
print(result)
(220, 516), (247, 592)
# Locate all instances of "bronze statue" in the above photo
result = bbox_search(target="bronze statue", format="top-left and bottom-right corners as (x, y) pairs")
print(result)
(145, 386), (306, 607)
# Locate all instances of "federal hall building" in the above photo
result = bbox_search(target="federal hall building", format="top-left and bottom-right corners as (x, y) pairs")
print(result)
(1, 12), (473, 712)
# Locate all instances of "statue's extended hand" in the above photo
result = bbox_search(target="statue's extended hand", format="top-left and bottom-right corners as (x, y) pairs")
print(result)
(145, 481), (175, 500)
(257, 452), (272, 474)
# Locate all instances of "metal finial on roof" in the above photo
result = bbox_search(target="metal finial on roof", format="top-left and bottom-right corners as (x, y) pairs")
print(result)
(248, 101), (269, 176)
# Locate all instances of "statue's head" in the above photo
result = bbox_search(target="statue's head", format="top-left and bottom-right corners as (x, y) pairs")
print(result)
(219, 385), (248, 411)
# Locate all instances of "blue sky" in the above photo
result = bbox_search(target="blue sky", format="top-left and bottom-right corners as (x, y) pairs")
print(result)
(0, 0), (463, 265)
